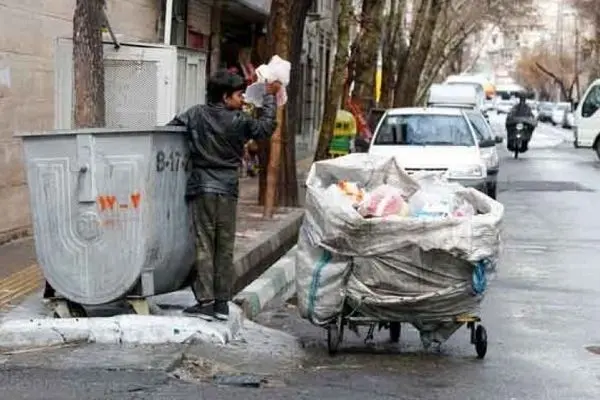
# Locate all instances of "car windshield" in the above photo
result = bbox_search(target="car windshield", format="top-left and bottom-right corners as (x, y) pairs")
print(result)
(465, 111), (492, 141)
(374, 114), (475, 146)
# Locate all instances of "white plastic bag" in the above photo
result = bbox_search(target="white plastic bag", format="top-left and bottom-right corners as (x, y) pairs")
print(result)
(246, 55), (291, 107)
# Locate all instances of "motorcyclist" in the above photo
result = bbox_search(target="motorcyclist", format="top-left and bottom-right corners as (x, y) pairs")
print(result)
(505, 93), (536, 152)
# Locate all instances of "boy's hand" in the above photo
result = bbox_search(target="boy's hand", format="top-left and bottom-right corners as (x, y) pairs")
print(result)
(265, 81), (282, 95)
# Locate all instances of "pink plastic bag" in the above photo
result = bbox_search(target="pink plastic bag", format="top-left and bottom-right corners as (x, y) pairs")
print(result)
(358, 185), (407, 217)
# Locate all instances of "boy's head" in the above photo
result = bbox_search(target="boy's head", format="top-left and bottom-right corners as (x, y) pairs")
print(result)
(207, 69), (246, 109)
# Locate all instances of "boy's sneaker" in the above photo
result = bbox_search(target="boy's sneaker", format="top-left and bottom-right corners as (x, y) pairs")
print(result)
(183, 300), (215, 317)
(213, 300), (229, 320)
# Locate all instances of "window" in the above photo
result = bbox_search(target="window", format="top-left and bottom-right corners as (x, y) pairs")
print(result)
(374, 114), (475, 146)
(465, 111), (493, 143)
(581, 84), (600, 118)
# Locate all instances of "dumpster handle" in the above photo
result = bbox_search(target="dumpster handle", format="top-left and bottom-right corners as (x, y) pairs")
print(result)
(76, 134), (97, 203)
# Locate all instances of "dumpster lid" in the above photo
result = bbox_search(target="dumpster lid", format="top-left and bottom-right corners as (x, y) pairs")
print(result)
(14, 126), (186, 138)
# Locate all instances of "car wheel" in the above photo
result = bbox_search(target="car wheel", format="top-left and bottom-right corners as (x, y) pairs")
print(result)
(595, 139), (600, 160)
(487, 182), (497, 199)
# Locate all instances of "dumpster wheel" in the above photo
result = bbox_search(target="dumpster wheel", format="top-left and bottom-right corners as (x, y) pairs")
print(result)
(51, 300), (87, 318)
(127, 298), (150, 315)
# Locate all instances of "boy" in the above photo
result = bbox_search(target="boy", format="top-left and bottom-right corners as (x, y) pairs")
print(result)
(169, 69), (280, 317)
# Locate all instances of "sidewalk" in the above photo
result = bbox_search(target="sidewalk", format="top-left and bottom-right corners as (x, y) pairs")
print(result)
(0, 156), (313, 311)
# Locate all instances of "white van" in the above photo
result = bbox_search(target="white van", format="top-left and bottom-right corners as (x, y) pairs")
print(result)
(573, 78), (600, 156)
(369, 107), (488, 195)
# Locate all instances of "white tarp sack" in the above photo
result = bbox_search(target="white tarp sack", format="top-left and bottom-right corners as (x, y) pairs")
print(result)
(295, 226), (352, 326)
(295, 153), (504, 345)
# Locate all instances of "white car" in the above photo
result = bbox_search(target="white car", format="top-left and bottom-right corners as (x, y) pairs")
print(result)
(427, 84), (502, 198)
(369, 107), (489, 196)
(496, 100), (514, 114)
(551, 103), (571, 125)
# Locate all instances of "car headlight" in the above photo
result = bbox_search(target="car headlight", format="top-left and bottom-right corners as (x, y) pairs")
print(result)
(480, 148), (499, 169)
(447, 164), (486, 179)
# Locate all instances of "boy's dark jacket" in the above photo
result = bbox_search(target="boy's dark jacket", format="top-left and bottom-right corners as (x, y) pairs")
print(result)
(168, 94), (277, 198)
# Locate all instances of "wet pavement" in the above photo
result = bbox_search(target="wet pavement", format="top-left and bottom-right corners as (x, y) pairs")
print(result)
(2, 114), (600, 399)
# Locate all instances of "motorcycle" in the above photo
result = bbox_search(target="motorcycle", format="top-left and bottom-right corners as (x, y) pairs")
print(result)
(505, 116), (536, 159)
(514, 122), (524, 159)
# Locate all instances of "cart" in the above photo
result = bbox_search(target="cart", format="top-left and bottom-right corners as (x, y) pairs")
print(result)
(325, 303), (488, 359)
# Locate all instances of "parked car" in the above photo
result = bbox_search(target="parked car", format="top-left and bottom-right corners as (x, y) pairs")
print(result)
(537, 102), (554, 122)
(369, 107), (491, 197)
(551, 103), (571, 125)
(426, 84), (502, 198)
(496, 98), (515, 114)
(562, 109), (575, 129)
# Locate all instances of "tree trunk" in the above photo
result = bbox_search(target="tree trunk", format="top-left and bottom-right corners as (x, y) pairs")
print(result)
(73, 0), (106, 128)
(278, 0), (313, 207)
(262, 0), (312, 216)
(392, 0), (428, 108)
(314, 0), (352, 162)
(351, 0), (386, 111)
(380, 0), (406, 108)
(394, 0), (443, 107)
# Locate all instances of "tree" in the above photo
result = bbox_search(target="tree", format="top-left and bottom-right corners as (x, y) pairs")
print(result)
(350, 0), (386, 111)
(391, 0), (537, 107)
(515, 46), (579, 101)
(570, 0), (600, 81)
(393, 0), (444, 107)
(314, 0), (352, 162)
(73, 0), (106, 127)
(379, 0), (407, 107)
(262, 0), (313, 217)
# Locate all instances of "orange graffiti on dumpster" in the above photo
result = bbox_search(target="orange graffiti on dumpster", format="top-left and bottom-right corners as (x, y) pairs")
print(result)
(130, 192), (141, 209)
(97, 192), (142, 212)
(97, 195), (117, 211)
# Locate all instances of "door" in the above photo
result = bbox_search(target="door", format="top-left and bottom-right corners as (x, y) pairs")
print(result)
(576, 81), (600, 147)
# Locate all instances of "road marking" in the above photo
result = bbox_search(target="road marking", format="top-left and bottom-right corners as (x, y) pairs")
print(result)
(0, 264), (43, 309)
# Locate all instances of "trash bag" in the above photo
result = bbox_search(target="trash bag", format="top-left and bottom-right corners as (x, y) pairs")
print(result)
(295, 154), (504, 344)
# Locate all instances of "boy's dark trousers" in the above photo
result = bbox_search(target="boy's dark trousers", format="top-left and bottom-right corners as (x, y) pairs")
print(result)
(189, 193), (237, 304)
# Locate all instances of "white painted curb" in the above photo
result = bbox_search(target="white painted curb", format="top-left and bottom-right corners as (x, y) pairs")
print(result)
(234, 246), (297, 319)
(0, 314), (231, 349)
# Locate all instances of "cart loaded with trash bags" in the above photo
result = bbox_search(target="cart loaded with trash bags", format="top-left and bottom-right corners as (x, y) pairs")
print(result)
(296, 154), (504, 358)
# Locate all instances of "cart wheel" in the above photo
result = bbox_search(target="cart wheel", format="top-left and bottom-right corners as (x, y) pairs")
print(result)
(389, 322), (401, 343)
(474, 325), (488, 359)
(327, 323), (341, 356)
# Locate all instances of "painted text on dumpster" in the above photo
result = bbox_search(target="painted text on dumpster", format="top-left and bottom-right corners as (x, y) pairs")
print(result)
(155, 150), (191, 172)
(97, 192), (141, 212)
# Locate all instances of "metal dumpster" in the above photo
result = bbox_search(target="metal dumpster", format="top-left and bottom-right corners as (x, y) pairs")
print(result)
(15, 127), (195, 312)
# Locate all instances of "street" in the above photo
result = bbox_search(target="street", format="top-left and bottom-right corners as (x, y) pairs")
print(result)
(2, 114), (600, 399)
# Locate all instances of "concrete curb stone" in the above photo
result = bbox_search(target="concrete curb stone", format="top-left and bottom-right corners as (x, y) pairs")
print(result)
(234, 246), (297, 320)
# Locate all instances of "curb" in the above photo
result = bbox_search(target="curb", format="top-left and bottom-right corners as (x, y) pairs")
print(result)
(0, 314), (231, 350)
(232, 210), (303, 295)
(234, 245), (297, 320)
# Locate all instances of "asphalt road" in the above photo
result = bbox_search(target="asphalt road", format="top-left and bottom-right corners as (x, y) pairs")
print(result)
(2, 113), (600, 399)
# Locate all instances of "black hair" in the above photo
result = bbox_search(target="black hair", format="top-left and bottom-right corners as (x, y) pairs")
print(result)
(206, 69), (246, 104)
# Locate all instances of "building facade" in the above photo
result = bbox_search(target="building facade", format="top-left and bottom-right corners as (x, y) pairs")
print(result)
(0, 0), (334, 243)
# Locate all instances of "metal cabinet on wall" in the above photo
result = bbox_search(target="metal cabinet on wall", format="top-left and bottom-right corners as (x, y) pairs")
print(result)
(54, 38), (207, 130)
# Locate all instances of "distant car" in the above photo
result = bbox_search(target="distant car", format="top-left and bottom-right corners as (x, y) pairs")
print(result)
(496, 99), (514, 114)
(562, 110), (575, 129)
(537, 102), (554, 122)
(551, 103), (571, 125)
